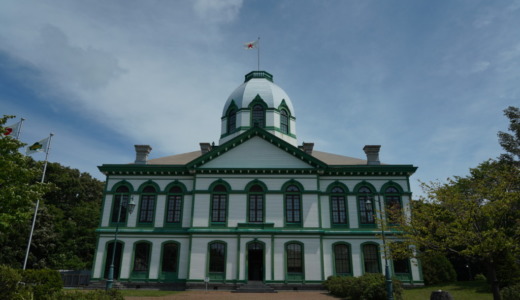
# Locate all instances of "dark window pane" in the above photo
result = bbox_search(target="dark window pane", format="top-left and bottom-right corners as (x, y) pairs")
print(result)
(162, 243), (178, 272)
(133, 243), (151, 272)
(331, 194), (347, 225)
(228, 110), (236, 133)
(334, 244), (351, 275)
(212, 194), (227, 223)
(167, 194), (182, 223)
(111, 194), (128, 223)
(139, 194), (155, 223)
(209, 243), (225, 273)
(363, 244), (380, 273)
(286, 243), (302, 273)
(252, 104), (265, 128)
(393, 258), (410, 274)
(280, 110), (289, 134)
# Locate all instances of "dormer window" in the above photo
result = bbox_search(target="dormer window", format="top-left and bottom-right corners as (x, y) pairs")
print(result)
(227, 109), (236, 133)
(280, 110), (289, 134)
(252, 104), (265, 128)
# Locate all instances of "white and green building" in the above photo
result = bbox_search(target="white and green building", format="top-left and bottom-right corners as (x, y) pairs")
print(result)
(90, 71), (423, 289)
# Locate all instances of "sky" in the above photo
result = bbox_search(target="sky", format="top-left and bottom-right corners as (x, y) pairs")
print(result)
(1, 0), (519, 197)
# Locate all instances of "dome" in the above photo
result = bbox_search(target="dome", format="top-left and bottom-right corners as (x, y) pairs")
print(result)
(219, 71), (297, 146)
(221, 71), (295, 117)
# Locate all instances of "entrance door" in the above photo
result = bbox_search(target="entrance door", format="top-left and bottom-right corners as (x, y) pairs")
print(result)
(248, 242), (264, 281)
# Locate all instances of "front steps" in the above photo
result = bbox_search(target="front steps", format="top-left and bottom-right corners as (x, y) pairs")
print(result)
(233, 281), (277, 293)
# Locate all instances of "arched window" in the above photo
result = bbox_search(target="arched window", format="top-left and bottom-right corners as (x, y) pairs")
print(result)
(252, 104), (265, 128)
(211, 185), (227, 224)
(166, 186), (183, 224)
(248, 184), (264, 223)
(209, 242), (226, 280)
(333, 243), (352, 276)
(358, 186), (375, 225)
(286, 243), (303, 280)
(111, 186), (130, 223)
(285, 185), (301, 225)
(384, 186), (402, 224)
(227, 109), (236, 133)
(280, 110), (289, 134)
(161, 242), (179, 273)
(330, 186), (347, 225)
(104, 241), (123, 279)
(133, 242), (151, 273)
(363, 243), (381, 273)
(139, 186), (156, 224)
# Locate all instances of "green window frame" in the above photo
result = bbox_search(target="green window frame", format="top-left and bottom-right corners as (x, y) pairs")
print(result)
(362, 243), (381, 274)
(280, 109), (289, 134)
(330, 186), (348, 226)
(166, 186), (183, 224)
(131, 241), (152, 280)
(285, 185), (301, 226)
(286, 242), (304, 281)
(333, 243), (352, 276)
(358, 186), (375, 225)
(384, 186), (402, 224)
(251, 104), (265, 128)
(227, 109), (236, 133)
(111, 186), (130, 224)
(248, 184), (264, 223)
(138, 186), (156, 224)
(208, 242), (226, 280)
(211, 185), (227, 225)
(161, 242), (179, 273)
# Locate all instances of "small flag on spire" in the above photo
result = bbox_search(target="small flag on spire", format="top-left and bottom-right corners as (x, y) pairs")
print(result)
(244, 40), (258, 49)
(3, 121), (21, 137)
(26, 137), (50, 155)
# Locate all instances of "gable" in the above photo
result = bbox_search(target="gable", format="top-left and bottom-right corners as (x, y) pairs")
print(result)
(199, 136), (314, 169)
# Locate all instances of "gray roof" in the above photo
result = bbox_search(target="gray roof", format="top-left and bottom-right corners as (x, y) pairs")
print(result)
(145, 149), (367, 166)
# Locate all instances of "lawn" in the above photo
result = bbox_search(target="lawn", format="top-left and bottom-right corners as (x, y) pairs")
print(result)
(119, 290), (181, 297)
(403, 280), (492, 300)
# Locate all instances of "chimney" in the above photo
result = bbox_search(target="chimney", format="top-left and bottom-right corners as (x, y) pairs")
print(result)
(134, 145), (152, 164)
(200, 143), (212, 154)
(300, 142), (314, 155)
(363, 145), (381, 165)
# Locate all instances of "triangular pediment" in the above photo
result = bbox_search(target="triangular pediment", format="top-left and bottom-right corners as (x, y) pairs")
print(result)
(189, 128), (325, 170)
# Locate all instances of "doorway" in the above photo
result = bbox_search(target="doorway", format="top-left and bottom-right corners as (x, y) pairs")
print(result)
(247, 242), (264, 281)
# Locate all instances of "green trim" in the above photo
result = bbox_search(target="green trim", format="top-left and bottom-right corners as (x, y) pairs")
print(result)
(320, 236), (325, 280)
(130, 240), (152, 280)
(236, 235), (241, 281)
(271, 235), (274, 281)
(98, 179), (110, 228)
(109, 180), (135, 193)
(237, 223), (274, 229)
(96, 227), (396, 235)
(137, 180), (161, 193)
(190, 177), (197, 228)
(331, 242), (354, 276)
(249, 95), (267, 128)
(187, 235), (193, 280)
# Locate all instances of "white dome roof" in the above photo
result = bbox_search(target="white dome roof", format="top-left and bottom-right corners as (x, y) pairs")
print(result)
(222, 71), (295, 116)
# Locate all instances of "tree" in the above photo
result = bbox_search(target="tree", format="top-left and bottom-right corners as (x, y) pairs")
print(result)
(0, 116), (51, 268)
(498, 106), (520, 164)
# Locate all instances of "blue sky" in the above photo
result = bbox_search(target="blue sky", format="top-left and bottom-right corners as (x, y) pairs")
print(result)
(1, 0), (518, 197)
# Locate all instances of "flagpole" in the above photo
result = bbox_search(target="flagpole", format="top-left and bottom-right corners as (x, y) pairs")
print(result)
(23, 133), (53, 270)
(16, 118), (25, 140)
(257, 37), (260, 71)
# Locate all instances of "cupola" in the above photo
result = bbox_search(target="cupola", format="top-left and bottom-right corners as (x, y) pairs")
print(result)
(219, 71), (297, 146)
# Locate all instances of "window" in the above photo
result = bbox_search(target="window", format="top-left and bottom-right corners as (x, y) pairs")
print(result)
(385, 186), (402, 224)
(209, 242), (226, 277)
(133, 242), (151, 272)
(227, 109), (236, 133)
(139, 186), (156, 224)
(393, 258), (410, 274)
(161, 243), (179, 273)
(330, 186), (347, 225)
(363, 244), (381, 273)
(248, 185), (264, 223)
(286, 243), (303, 274)
(358, 186), (375, 225)
(334, 243), (351, 275)
(211, 185), (227, 224)
(285, 185), (301, 225)
(166, 186), (183, 224)
(252, 104), (265, 128)
(280, 110), (289, 134)
(111, 186), (130, 223)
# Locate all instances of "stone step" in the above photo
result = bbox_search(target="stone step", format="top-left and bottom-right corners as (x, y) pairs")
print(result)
(234, 281), (277, 293)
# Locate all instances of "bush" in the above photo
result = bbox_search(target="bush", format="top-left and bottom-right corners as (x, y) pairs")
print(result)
(22, 268), (63, 299)
(501, 283), (520, 300)
(324, 274), (403, 300)
(420, 254), (457, 285)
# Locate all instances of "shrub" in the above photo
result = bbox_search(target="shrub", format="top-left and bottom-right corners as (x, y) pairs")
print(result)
(324, 274), (403, 300)
(58, 289), (124, 300)
(420, 254), (457, 285)
(22, 268), (63, 299)
(501, 283), (520, 300)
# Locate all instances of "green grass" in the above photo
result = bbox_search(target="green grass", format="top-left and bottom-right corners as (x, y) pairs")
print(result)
(118, 289), (181, 297)
(403, 280), (492, 300)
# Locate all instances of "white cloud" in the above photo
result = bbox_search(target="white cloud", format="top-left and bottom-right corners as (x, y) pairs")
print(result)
(193, 0), (243, 23)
